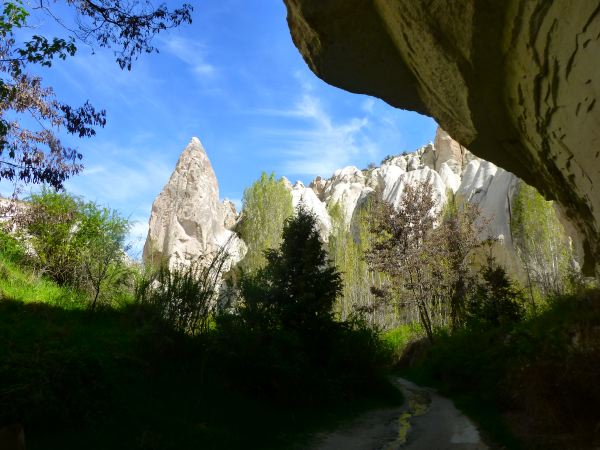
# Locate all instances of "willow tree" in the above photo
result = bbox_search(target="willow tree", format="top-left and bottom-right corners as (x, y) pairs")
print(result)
(328, 199), (392, 328)
(433, 195), (486, 329)
(511, 181), (574, 305)
(237, 172), (294, 272)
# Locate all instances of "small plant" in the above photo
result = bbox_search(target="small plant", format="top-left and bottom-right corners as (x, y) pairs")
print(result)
(381, 154), (395, 164)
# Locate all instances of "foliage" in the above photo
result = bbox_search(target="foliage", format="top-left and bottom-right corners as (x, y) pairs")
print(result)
(328, 199), (391, 328)
(402, 289), (600, 449)
(365, 181), (440, 342)
(432, 196), (486, 329)
(240, 206), (342, 334)
(237, 172), (293, 272)
(77, 202), (130, 311)
(0, 0), (192, 189)
(0, 252), (87, 309)
(0, 211), (400, 448)
(467, 255), (525, 328)
(364, 183), (488, 339)
(511, 180), (575, 304)
(135, 249), (229, 336)
(0, 228), (26, 263)
(10, 189), (130, 308)
(0, 295), (400, 450)
(15, 189), (83, 284)
(217, 207), (392, 401)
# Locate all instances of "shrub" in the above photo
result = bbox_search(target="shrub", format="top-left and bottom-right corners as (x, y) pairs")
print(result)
(11, 189), (130, 309)
(16, 189), (82, 285)
(0, 229), (26, 263)
(135, 249), (228, 336)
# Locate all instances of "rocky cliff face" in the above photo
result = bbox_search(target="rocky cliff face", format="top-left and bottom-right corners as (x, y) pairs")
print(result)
(143, 130), (552, 276)
(292, 129), (519, 269)
(142, 138), (246, 269)
(283, 0), (599, 275)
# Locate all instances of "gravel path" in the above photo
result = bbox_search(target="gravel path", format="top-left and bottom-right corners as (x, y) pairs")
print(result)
(309, 377), (490, 450)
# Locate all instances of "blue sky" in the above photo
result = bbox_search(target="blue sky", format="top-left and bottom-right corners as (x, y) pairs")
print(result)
(8, 0), (437, 256)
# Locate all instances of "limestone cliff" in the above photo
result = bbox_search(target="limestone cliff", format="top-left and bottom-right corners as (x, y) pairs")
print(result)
(142, 138), (246, 269)
(283, 0), (600, 275)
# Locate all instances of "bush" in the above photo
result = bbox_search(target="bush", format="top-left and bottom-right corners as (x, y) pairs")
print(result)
(16, 189), (82, 285)
(135, 250), (228, 336)
(0, 229), (26, 263)
(11, 189), (131, 309)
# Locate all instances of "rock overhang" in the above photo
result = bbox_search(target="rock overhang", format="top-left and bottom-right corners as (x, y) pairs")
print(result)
(283, 0), (600, 276)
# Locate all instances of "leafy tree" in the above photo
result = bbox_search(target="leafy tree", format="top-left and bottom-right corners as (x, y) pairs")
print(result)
(365, 181), (440, 342)
(0, 0), (192, 189)
(433, 195), (486, 329)
(237, 172), (293, 272)
(328, 200), (389, 328)
(219, 208), (391, 401)
(78, 202), (130, 311)
(11, 188), (130, 308)
(16, 189), (82, 284)
(511, 180), (574, 305)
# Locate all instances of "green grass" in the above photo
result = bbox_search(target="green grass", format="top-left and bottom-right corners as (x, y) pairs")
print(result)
(382, 323), (422, 352)
(0, 257), (88, 309)
(0, 253), (403, 449)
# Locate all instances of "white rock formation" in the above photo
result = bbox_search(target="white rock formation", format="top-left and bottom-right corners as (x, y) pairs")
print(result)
(142, 129), (532, 275)
(143, 138), (246, 269)
(221, 199), (239, 230)
(292, 128), (521, 269)
(290, 180), (332, 241)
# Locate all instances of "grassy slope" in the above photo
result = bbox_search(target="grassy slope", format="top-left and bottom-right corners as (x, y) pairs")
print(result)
(0, 257), (402, 449)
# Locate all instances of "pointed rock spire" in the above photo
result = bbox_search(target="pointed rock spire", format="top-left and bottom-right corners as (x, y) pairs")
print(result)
(143, 138), (246, 268)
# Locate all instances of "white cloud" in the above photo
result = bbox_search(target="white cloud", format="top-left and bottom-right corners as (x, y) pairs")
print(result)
(161, 35), (217, 77)
(64, 140), (174, 218)
(256, 89), (382, 178)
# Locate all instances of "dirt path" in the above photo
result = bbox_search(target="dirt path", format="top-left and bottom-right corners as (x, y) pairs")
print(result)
(308, 378), (489, 450)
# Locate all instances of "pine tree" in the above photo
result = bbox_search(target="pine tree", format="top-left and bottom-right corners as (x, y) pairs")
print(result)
(241, 206), (342, 335)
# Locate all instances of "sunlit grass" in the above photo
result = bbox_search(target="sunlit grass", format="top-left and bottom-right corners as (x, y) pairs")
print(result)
(0, 257), (88, 309)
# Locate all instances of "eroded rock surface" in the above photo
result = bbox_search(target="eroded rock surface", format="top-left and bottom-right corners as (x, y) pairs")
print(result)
(284, 0), (600, 275)
(281, 128), (521, 272)
(143, 138), (246, 269)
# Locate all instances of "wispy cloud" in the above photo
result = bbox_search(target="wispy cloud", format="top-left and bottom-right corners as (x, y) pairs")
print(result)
(65, 140), (173, 215)
(255, 86), (382, 178)
(161, 35), (217, 77)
